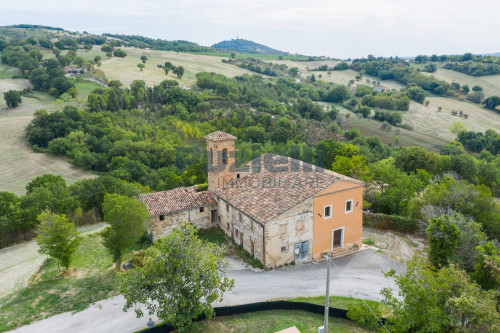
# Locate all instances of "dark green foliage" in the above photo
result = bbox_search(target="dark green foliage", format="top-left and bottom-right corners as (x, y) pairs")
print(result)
(372, 110), (402, 126)
(426, 215), (461, 268)
(361, 90), (409, 111)
(482, 95), (500, 111)
(394, 146), (443, 174)
(103, 33), (213, 52)
(407, 85), (426, 103)
(4, 90), (22, 108)
(211, 38), (289, 56)
(457, 129), (500, 154)
(333, 61), (349, 70)
(351, 56), (450, 95)
(472, 242), (499, 290)
(112, 49), (127, 58)
(443, 61), (500, 76)
(222, 57), (288, 77)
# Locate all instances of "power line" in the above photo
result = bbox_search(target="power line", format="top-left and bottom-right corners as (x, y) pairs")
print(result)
(327, 259), (391, 333)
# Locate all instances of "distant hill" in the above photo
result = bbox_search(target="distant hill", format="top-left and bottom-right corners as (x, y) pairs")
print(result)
(211, 38), (290, 56)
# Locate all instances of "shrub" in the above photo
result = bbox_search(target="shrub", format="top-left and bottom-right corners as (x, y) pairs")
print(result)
(347, 301), (382, 329)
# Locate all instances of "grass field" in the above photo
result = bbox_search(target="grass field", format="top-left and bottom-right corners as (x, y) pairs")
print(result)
(92, 47), (257, 87)
(0, 67), (96, 195)
(0, 231), (138, 332)
(177, 310), (369, 333)
(0, 63), (20, 79)
(140, 295), (384, 333)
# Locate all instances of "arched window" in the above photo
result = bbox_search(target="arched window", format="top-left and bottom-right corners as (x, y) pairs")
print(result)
(222, 148), (228, 165)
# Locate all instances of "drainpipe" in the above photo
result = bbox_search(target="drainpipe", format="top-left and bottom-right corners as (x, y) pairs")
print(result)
(262, 224), (266, 267)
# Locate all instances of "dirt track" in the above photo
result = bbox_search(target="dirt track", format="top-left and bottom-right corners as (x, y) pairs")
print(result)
(0, 223), (108, 298)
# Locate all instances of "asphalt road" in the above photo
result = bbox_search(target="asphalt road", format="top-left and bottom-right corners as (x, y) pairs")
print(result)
(11, 249), (404, 333)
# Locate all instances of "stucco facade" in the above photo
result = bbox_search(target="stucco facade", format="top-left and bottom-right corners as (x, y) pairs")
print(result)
(312, 181), (364, 260)
(138, 131), (364, 268)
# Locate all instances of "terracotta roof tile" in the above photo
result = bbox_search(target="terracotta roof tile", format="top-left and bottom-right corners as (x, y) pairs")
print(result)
(217, 154), (364, 224)
(136, 186), (216, 216)
(204, 131), (237, 142)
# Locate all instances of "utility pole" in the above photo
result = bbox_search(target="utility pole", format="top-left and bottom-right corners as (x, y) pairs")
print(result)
(323, 253), (331, 333)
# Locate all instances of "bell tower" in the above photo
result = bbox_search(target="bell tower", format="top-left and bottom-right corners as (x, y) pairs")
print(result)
(205, 131), (237, 191)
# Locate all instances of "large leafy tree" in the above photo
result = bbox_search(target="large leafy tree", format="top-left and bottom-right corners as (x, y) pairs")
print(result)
(472, 242), (500, 290)
(35, 210), (81, 272)
(119, 223), (234, 330)
(101, 194), (149, 268)
(4, 90), (22, 108)
(382, 257), (500, 333)
(426, 215), (461, 268)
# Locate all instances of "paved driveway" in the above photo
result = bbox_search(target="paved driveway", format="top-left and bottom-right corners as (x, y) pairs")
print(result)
(11, 249), (404, 333)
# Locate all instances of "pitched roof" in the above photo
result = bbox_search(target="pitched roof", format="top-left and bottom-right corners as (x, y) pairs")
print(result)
(217, 154), (364, 224)
(204, 131), (237, 142)
(136, 186), (216, 217)
(241, 153), (364, 185)
(217, 169), (339, 223)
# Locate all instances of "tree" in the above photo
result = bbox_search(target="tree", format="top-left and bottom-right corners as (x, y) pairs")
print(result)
(113, 49), (127, 58)
(172, 66), (185, 78)
(100, 43), (113, 53)
(119, 223), (234, 330)
(472, 242), (500, 290)
(450, 121), (467, 135)
(472, 85), (483, 92)
(482, 95), (500, 111)
(4, 90), (22, 108)
(83, 44), (93, 52)
(331, 155), (367, 179)
(35, 210), (81, 272)
(288, 67), (299, 77)
(140, 55), (148, 63)
(452, 214), (487, 272)
(426, 215), (461, 268)
(394, 146), (442, 175)
(382, 257), (500, 333)
(101, 194), (149, 269)
(137, 63), (145, 71)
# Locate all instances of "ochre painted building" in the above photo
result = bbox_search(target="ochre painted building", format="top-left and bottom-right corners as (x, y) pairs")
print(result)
(137, 131), (364, 268)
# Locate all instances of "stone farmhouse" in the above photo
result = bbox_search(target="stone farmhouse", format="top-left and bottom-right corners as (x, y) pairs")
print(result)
(137, 131), (364, 268)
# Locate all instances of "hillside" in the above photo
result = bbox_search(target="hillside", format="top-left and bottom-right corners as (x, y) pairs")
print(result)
(212, 38), (291, 56)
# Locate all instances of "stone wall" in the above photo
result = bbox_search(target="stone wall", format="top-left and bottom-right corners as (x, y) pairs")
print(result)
(149, 204), (218, 241)
(206, 139), (236, 192)
(217, 198), (265, 263)
(265, 197), (314, 267)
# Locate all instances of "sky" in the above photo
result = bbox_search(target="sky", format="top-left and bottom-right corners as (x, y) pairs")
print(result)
(2, 0), (500, 58)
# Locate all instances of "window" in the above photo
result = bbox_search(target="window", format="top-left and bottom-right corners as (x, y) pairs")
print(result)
(281, 246), (287, 253)
(279, 224), (287, 234)
(210, 148), (214, 165)
(227, 222), (230, 230)
(239, 213), (242, 222)
(159, 215), (165, 221)
(345, 200), (353, 213)
(222, 148), (228, 165)
(236, 173), (240, 179)
(226, 203), (229, 212)
(324, 205), (332, 219)
(199, 207), (204, 213)
(250, 220), (254, 231)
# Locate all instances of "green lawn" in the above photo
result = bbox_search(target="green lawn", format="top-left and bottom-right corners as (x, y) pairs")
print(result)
(139, 295), (383, 333)
(0, 63), (20, 79)
(0, 233), (142, 332)
(180, 310), (369, 333)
